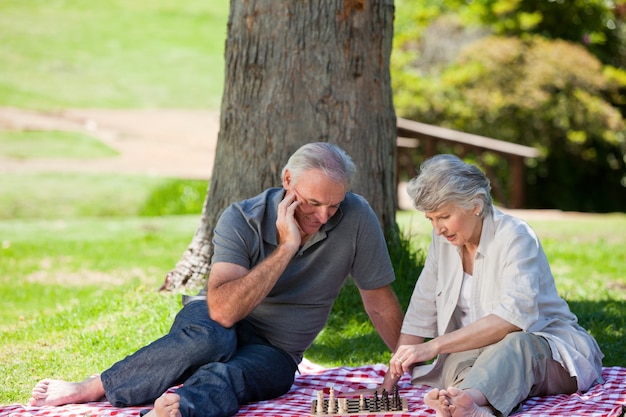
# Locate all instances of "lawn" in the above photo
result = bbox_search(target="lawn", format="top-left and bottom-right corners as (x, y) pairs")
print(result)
(0, 0), (624, 407)
(0, 107), (624, 405)
(0, 174), (624, 404)
(0, 0), (229, 109)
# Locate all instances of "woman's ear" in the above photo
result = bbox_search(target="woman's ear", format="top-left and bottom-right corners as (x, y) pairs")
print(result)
(474, 200), (484, 216)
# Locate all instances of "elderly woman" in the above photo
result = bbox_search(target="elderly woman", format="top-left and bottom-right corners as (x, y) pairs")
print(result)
(382, 154), (603, 417)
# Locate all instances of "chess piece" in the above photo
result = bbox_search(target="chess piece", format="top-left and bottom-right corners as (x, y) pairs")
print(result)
(393, 385), (400, 410)
(309, 390), (407, 416)
(316, 390), (324, 415)
(382, 388), (390, 411)
(328, 387), (336, 414)
(338, 398), (347, 414)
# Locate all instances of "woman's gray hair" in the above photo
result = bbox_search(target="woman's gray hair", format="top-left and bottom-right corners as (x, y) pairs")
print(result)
(407, 154), (493, 217)
(282, 142), (356, 186)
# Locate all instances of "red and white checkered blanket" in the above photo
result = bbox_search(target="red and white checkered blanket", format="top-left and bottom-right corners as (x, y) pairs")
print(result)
(2, 361), (625, 417)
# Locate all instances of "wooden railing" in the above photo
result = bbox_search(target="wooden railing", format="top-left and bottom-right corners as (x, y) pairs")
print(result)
(397, 118), (540, 209)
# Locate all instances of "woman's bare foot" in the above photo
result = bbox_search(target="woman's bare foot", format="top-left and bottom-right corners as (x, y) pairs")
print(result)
(143, 394), (181, 417)
(424, 388), (452, 417)
(445, 387), (494, 417)
(29, 376), (105, 406)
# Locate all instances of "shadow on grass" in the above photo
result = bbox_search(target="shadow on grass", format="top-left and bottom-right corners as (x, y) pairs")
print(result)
(307, 331), (391, 367)
(569, 299), (626, 367)
(306, 298), (625, 368)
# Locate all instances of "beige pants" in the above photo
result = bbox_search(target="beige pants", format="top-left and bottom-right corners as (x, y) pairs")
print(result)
(416, 332), (578, 416)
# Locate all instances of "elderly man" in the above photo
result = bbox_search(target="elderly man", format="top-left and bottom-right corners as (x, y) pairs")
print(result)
(30, 142), (404, 417)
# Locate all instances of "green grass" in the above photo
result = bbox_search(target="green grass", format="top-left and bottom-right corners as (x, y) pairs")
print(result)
(395, 211), (626, 302)
(0, 130), (119, 159)
(392, 211), (626, 366)
(308, 211), (626, 368)
(0, 214), (196, 402)
(0, 176), (624, 404)
(0, 173), (209, 219)
(0, 0), (229, 109)
(1, 0), (624, 406)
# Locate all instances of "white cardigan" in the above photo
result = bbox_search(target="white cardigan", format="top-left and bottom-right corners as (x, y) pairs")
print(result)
(402, 208), (604, 391)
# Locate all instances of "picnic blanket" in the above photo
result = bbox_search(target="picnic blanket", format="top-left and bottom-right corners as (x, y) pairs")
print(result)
(2, 360), (625, 417)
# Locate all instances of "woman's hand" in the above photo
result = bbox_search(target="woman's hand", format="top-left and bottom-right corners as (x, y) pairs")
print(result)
(387, 315), (521, 378)
(389, 341), (438, 377)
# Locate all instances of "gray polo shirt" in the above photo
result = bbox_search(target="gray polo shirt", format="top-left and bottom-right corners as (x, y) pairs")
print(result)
(211, 187), (395, 363)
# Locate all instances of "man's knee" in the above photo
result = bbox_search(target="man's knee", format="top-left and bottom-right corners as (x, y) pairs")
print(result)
(166, 303), (238, 366)
(176, 321), (237, 361)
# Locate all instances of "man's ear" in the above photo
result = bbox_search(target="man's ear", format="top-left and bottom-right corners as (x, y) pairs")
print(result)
(282, 169), (292, 189)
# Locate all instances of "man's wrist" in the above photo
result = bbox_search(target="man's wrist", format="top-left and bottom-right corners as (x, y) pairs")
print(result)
(275, 241), (299, 257)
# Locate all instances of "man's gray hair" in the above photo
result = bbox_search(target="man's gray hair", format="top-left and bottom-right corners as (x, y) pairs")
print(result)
(407, 154), (493, 217)
(282, 142), (356, 186)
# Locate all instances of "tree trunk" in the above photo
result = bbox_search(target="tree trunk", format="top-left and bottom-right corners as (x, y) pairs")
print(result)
(161, 0), (397, 292)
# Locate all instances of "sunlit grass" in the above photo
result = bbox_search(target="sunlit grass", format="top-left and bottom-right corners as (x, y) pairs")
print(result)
(0, 178), (624, 405)
(0, 130), (119, 159)
(0, 214), (195, 403)
(2, 0), (623, 407)
(0, 0), (229, 109)
(0, 174), (208, 220)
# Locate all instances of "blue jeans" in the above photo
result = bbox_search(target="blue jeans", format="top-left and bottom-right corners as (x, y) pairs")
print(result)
(100, 300), (298, 417)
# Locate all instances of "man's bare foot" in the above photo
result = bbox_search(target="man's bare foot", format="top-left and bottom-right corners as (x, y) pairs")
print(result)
(143, 394), (181, 417)
(445, 387), (494, 417)
(424, 388), (452, 417)
(29, 376), (105, 406)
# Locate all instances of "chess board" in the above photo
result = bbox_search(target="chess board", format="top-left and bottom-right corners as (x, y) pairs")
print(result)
(310, 392), (408, 416)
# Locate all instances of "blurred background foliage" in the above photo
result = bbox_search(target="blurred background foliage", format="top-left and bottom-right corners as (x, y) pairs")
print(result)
(393, 0), (626, 212)
(1, 0), (624, 212)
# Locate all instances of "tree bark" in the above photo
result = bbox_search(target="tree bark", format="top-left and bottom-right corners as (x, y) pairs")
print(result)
(161, 0), (397, 292)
